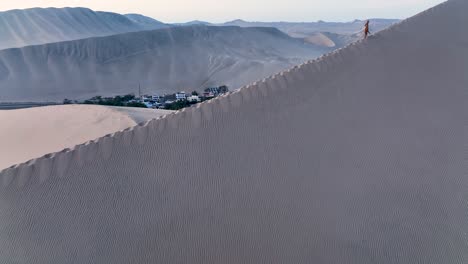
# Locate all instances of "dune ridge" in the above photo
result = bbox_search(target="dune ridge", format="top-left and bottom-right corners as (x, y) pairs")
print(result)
(0, 7), (168, 50)
(0, 0), (449, 176)
(0, 0), (466, 263)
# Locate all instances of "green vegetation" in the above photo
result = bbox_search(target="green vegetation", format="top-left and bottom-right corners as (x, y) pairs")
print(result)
(125, 102), (148, 108)
(82, 94), (147, 108)
(164, 100), (196, 110)
(74, 85), (229, 110)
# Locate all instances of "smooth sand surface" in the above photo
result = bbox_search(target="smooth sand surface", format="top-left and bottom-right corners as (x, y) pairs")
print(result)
(108, 106), (172, 124)
(301, 32), (337, 47)
(0, 105), (171, 170)
(0, 0), (466, 263)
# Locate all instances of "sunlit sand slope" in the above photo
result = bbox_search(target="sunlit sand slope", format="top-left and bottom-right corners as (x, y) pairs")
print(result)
(0, 105), (171, 170)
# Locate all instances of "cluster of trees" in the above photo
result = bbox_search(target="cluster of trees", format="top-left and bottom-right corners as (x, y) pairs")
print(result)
(164, 100), (196, 110)
(216, 85), (229, 94)
(81, 95), (147, 108)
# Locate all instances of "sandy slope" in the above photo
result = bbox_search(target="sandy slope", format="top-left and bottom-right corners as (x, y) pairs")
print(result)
(297, 32), (337, 47)
(0, 7), (168, 50)
(0, 0), (466, 263)
(0, 105), (170, 170)
(0, 25), (326, 102)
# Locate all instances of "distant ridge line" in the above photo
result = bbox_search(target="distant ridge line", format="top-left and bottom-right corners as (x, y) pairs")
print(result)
(0, 0), (453, 190)
(0, 24), (287, 52)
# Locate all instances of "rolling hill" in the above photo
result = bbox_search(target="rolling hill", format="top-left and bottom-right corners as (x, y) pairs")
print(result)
(0, 25), (327, 102)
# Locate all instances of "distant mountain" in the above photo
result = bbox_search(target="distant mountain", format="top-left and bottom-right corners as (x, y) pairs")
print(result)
(125, 14), (168, 28)
(0, 7), (169, 50)
(173, 18), (398, 48)
(221, 19), (399, 35)
(221, 19), (399, 48)
(175, 20), (214, 26)
(0, 25), (327, 102)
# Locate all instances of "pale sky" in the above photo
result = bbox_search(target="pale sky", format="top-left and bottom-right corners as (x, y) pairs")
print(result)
(0, 0), (446, 23)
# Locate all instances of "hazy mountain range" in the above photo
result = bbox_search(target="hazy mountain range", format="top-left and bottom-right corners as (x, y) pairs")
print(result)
(0, 7), (397, 102)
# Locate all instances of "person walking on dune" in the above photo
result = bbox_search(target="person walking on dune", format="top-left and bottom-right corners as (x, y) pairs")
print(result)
(364, 20), (371, 38)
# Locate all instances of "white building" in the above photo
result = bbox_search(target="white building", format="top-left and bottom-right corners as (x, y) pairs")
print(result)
(187, 95), (201, 103)
(152, 95), (162, 101)
(175, 92), (187, 101)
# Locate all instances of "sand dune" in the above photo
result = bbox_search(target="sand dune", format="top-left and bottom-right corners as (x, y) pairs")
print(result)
(0, 0), (466, 263)
(0, 7), (168, 50)
(0, 105), (171, 170)
(297, 32), (337, 47)
(183, 18), (397, 39)
(222, 18), (399, 35)
(219, 19), (398, 47)
(0, 25), (326, 102)
(0, 7), (396, 51)
(177, 19), (397, 49)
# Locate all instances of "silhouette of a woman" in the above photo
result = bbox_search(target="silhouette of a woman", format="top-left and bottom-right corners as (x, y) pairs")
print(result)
(364, 20), (371, 38)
